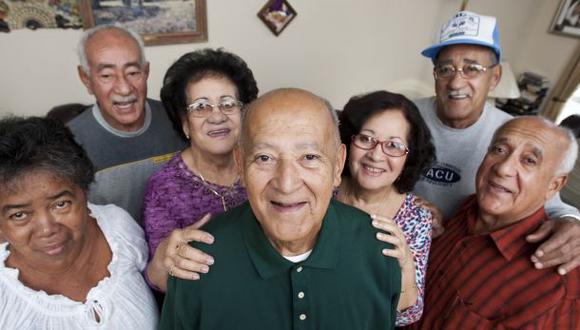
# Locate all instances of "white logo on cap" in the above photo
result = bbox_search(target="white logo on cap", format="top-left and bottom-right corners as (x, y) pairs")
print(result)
(440, 12), (480, 41)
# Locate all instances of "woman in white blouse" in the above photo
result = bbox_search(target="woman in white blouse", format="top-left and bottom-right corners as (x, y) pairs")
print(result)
(0, 117), (158, 329)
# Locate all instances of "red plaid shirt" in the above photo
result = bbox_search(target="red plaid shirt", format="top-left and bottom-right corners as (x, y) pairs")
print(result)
(407, 196), (580, 329)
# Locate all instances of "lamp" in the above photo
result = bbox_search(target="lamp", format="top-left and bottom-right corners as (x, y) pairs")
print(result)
(488, 62), (521, 99)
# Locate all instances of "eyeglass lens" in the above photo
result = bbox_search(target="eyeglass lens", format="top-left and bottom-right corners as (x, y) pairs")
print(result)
(187, 97), (242, 117)
(352, 134), (407, 157)
(435, 63), (489, 79)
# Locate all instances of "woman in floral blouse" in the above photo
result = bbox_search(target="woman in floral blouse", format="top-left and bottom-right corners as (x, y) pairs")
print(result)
(336, 90), (436, 326)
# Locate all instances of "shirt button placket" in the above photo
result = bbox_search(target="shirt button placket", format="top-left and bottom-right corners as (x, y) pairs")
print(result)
(292, 264), (309, 330)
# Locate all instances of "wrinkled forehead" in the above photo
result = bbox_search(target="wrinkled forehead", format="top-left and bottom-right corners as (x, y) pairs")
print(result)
(492, 119), (565, 159)
(1, 169), (73, 197)
(244, 92), (337, 145)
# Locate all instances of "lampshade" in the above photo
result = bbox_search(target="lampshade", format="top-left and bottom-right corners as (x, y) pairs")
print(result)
(488, 62), (521, 99)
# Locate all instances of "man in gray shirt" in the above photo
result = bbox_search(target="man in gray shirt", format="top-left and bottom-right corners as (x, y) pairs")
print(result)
(68, 25), (185, 224)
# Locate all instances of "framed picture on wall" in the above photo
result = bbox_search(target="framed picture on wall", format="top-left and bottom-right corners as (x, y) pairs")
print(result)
(258, 0), (297, 36)
(79, 0), (207, 46)
(550, 0), (580, 38)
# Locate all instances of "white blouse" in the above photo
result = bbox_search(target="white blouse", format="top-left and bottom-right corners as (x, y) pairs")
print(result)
(0, 203), (159, 329)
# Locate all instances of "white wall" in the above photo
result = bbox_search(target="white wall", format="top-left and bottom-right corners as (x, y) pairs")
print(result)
(1, 0), (578, 117)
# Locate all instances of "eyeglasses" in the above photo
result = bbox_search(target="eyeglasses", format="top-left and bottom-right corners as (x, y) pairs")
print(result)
(351, 134), (409, 157)
(433, 63), (498, 80)
(187, 97), (243, 117)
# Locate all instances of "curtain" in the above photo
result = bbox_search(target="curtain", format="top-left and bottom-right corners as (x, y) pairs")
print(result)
(543, 44), (580, 120)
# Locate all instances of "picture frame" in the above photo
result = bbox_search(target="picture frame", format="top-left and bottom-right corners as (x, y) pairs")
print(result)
(550, 0), (580, 38)
(79, 0), (207, 46)
(257, 0), (297, 36)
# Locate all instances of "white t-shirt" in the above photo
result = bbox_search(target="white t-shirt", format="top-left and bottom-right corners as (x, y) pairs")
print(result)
(0, 203), (158, 329)
(413, 97), (579, 220)
(283, 250), (313, 263)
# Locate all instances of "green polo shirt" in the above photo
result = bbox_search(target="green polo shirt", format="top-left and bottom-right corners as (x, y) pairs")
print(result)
(159, 200), (401, 330)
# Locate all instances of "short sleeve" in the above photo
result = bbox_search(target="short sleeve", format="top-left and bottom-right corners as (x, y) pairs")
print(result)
(88, 203), (149, 271)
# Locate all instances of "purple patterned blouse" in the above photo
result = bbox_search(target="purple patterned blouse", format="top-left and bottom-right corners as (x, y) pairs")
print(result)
(142, 153), (247, 256)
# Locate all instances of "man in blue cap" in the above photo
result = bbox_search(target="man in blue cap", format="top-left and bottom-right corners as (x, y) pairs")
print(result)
(412, 11), (580, 275)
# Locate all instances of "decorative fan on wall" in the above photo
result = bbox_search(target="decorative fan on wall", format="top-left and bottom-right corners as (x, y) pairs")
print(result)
(0, 0), (83, 32)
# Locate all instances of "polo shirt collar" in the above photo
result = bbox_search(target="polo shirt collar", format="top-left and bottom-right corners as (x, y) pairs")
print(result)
(466, 199), (546, 261)
(243, 201), (341, 279)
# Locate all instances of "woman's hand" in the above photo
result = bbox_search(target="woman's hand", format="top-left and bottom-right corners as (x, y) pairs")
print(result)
(146, 214), (215, 292)
(371, 214), (418, 310)
(371, 214), (413, 269)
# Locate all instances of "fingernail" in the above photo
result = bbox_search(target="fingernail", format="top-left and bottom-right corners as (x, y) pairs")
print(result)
(558, 268), (566, 275)
(535, 250), (544, 257)
(201, 265), (209, 273)
(207, 235), (215, 244)
(372, 220), (378, 227)
(376, 232), (385, 240)
(534, 262), (543, 269)
(192, 273), (200, 280)
(382, 249), (389, 255)
(207, 257), (215, 265)
(530, 256), (538, 263)
(370, 214), (377, 219)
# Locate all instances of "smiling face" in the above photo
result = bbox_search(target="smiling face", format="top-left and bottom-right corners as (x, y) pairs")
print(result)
(475, 118), (568, 224)
(183, 75), (242, 157)
(434, 44), (501, 129)
(0, 170), (90, 271)
(78, 28), (149, 132)
(348, 109), (410, 193)
(237, 89), (345, 255)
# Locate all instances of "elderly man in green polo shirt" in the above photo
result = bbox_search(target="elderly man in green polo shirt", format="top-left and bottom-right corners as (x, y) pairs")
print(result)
(159, 88), (401, 329)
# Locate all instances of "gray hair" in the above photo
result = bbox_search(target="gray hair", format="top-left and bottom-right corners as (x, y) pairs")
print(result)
(558, 129), (578, 175)
(239, 89), (341, 149)
(77, 24), (146, 75)
(532, 116), (577, 175)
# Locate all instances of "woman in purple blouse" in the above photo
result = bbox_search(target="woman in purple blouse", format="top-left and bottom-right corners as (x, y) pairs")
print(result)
(143, 49), (258, 292)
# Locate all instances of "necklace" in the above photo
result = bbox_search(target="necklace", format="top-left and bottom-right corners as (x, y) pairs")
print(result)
(197, 172), (238, 212)
(339, 180), (400, 217)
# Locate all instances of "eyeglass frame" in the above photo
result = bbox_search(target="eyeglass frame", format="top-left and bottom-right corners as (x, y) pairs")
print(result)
(433, 62), (498, 80)
(186, 98), (244, 117)
(351, 134), (409, 157)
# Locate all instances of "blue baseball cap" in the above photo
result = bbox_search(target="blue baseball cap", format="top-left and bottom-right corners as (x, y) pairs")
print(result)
(422, 11), (502, 63)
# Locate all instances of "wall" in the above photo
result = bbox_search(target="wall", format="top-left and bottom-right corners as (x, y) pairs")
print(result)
(1, 0), (578, 117)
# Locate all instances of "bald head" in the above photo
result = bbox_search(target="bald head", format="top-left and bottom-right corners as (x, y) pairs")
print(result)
(240, 88), (340, 151)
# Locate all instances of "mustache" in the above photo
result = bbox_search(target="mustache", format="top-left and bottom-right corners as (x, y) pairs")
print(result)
(112, 95), (138, 104)
(448, 90), (469, 97)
